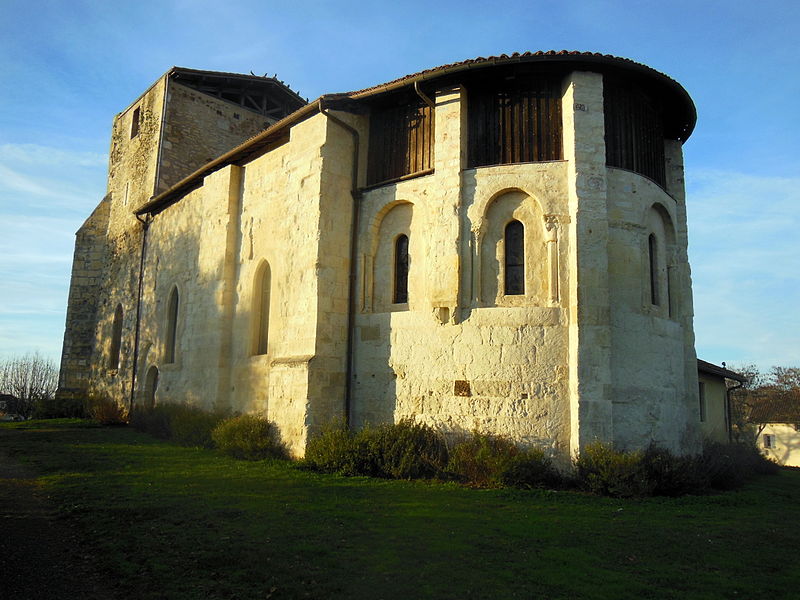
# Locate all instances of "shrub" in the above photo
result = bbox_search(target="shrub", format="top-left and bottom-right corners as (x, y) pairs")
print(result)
(32, 397), (85, 419)
(574, 441), (779, 498)
(723, 441), (780, 477)
(305, 419), (448, 479)
(363, 419), (448, 479)
(574, 441), (653, 498)
(500, 448), (561, 489)
(130, 404), (173, 439)
(447, 432), (521, 487)
(304, 419), (363, 475)
(85, 394), (128, 426)
(130, 403), (228, 448)
(699, 442), (749, 490)
(212, 415), (288, 460)
(697, 441), (778, 491)
(169, 405), (228, 448)
(640, 445), (705, 496)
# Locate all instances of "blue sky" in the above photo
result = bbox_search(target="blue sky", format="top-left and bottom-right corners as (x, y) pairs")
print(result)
(0, 0), (798, 371)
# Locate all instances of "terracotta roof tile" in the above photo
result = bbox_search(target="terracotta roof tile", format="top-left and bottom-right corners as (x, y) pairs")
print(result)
(343, 50), (682, 97)
(748, 390), (800, 423)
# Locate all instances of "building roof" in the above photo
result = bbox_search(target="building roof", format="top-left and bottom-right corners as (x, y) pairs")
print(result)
(347, 51), (695, 135)
(748, 389), (800, 424)
(170, 66), (307, 112)
(136, 51), (696, 217)
(697, 359), (748, 383)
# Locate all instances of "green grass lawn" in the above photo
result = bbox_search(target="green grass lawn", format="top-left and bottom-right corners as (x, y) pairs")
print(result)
(2, 419), (799, 599)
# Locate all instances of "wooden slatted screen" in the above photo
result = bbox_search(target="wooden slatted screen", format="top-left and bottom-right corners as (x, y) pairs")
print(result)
(604, 79), (666, 187)
(468, 74), (562, 168)
(367, 95), (433, 186)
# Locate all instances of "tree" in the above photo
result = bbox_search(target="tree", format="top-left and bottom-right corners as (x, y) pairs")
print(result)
(0, 353), (59, 418)
(729, 364), (800, 443)
(770, 366), (800, 391)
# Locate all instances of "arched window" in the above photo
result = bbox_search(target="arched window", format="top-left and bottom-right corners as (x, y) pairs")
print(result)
(164, 286), (179, 363)
(253, 262), (271, 355)
(108, 304), (123, 370)
(144, 366), (159, 408)
(393, 234), (409, 304)
(504, 220), (525, 295)
(648, 233), (659, 305)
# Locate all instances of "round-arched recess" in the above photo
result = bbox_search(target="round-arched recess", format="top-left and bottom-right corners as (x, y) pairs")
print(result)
(143, 366), (159, 409)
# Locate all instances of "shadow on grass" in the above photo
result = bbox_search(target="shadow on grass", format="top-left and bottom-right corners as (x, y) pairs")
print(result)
(2, 420), (800, 600)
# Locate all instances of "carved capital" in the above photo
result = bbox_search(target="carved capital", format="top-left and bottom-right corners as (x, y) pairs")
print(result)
(544, 215), (559, 242)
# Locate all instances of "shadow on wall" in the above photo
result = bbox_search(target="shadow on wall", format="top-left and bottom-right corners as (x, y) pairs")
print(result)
(125, 223), (266, 417)
(351, 311), (397, 429)
(765, 425), (800, 467)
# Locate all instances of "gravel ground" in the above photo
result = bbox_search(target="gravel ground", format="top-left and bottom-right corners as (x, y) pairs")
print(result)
(0, 432), (117, 600)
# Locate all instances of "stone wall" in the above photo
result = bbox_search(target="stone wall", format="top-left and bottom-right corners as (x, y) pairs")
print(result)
(107, 77), (167, 234)
(351, 85), (573, 458)
(59, 63), (701, 462)
(57, 198), (111, 400)
(607, 167), (700, 452)
(157, 82), (271, 193)
(123, 111), (345, 455)
(59, 74), (283, 408)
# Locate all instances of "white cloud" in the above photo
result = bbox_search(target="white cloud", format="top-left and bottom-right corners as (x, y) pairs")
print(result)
(0, 144), (105, 360)
(0, 143), (106, 167)
(0, 143), (106, 211)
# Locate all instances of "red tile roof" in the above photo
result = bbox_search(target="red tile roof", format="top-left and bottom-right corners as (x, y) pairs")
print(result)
(346, 50), (682, 97)
(748, 389), (800, 424)
(136, 51), (695, 216)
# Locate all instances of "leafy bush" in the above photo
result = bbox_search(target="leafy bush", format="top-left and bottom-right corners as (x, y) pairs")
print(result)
(574, 440), (779, 498)
(85, 394), (128, 426)
(639, 445), (703, 496)
(721, 441), (780, 476)
(32, 397), (85, 419)
(130, 404), (173, 438)
(305, 419), (448, 479)
(447, 433), (522, 487)
(574, 441), (653, 498)
(170, 405), (228, 448)
(304, 419), (363, 475)
(212, 414), (288, 460)
(130, 403), (228, 448)
(364, 419), (448, 479)
(697, 441), (778, 491)
(500, 448), (561, 489)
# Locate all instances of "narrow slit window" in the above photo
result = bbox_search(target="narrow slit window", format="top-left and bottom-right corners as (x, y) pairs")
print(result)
(131, 106), (141, 138)
(504, 220), (525, 295)
(394, 234), (409, 304)
(649, 233), (659, 305)
(164, 287), (179, 364)
(108, 304), (123, 370)
(254, 262), (271, 355)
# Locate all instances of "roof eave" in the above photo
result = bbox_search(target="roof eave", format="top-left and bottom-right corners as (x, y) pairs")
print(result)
(134, 98), (323, 216)
(697, 359), (748, 383)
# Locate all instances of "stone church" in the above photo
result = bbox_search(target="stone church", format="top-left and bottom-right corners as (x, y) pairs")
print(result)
(58, 51), (725, 458)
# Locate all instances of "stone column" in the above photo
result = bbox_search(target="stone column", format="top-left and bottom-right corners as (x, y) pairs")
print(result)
(563, 71), (614, 456)
(431, 85), (466, 323)
(665, 139), (701, 451)
(215, 165), (244, 411)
